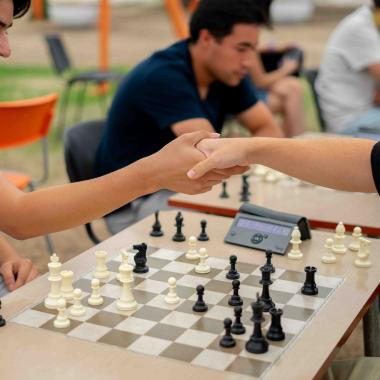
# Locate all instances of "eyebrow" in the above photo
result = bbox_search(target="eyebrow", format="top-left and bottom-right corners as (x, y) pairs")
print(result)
(237, 42), (257, 49)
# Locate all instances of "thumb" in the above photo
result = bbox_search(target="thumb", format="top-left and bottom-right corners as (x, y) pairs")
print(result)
(187, 157), (216, 179)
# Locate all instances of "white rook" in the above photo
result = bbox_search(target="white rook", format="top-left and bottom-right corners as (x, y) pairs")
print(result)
(60, 270), (74, 300)
(93, 250), (110, 279)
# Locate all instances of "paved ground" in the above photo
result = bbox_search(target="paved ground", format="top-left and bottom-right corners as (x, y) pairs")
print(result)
(3, 3), (374, 363)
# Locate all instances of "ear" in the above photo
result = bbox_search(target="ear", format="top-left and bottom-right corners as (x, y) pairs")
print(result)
(197, 29), (214, 47)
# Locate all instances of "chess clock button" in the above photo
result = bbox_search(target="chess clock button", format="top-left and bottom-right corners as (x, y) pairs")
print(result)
(263, 234), (268, 239)
(251, 233), (264, 244)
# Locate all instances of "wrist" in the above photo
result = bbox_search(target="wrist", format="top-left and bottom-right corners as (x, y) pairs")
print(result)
(132, 155), (162, 194)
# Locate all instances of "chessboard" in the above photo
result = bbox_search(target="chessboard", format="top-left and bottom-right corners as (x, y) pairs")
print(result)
(11, 245), (343, 380)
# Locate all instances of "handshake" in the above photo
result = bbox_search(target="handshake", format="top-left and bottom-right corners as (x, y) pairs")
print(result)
(149, 131), (253, 196)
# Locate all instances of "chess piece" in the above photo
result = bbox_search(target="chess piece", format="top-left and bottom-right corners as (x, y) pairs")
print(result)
(186, 236), (199, 260)
(44, 253), (62, 310)
(259, 266), (275, 312)
(195, 248), (211, 274)
(263, 250), (275, 273)
(288, 227), (303, 260)
(120, 248), (130, 265)
(197, 220), (210, 241)
(219, 318), (236, 348)
(264, 170), (279, 183)
(321, 238), (337, 264)
(70, 289), (86, 317)
(228, 279), (243, 306)
(133, 243), (149, 273)
(354, 238), (372, 268)
(165, 277), (180, 305)
(246, 295), (268, 354)
(332, 222), (347, 254)
(0, 300), (6, 327)
(60, 270), (74, 300)
(88, 278), (103, 306)
(93, 250), (110, 279)
(240, 182), (250, 202)
(253, 164), (268, 177)
(116, 263), (138, 311)
(301, 266), (318, 296)
(231, 305), (245, 335)
(349, 226), (362, 252)
(53, 298), (70, 329)
(172, 212), (185, 242)
(226, 255), (240, 280)
(219, 181), (229, 199)
(192, 285), (208, 312)
(150, 211), (164, 237)
(266, 308), (285, 341)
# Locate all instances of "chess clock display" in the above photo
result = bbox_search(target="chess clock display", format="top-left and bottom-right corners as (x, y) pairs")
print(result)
(225, 203), (311, 255)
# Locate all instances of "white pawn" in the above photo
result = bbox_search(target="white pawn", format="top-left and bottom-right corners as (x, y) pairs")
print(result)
(88, 278), (103, 306)
(116, 264), (138, 311)
(354, 238), (372, 268)
(195, 247), (211, 274)
(186, 236), (198, 260)
(93, 250), (110, 279)
(165, 277), (180, 305)
(70, 289), (86, 317)
(332, 222), (347, 254)
(288, 227), (303, 260)
(44, 253), (62, 310)
(253, 164), (268, 177)
(53, 298), (70, 329)
(321, 238), (337, 264)
(349, 227), (362, 252)
(60, 270), (74, 300)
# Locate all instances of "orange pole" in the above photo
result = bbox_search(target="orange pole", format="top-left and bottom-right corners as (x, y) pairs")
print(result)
(187, 0), (200, 13)
(164, 0), (189, 39)
(99, 0), (109, 71)
(32, 0), (45, 20)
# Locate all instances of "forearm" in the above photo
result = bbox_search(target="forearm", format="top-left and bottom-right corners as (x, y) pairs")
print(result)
(0, 157), (158, 239)
(248, 138), (376, 192)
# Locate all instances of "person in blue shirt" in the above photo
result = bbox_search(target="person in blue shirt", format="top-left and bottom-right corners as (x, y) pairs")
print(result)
(95, 0), (282, 178)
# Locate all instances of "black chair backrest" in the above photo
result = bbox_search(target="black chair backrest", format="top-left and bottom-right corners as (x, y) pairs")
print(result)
(44, 34), (72, 76)
(64, 120), (105, 183)
(303, 69), (327, 132)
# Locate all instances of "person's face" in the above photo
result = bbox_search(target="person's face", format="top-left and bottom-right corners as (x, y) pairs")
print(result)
(0, 0), (13, 58)
(201, 24), (259, 86)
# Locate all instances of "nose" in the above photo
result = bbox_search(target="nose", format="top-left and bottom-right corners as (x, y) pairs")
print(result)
(241, 50), (255, 70)
(0, 32), (11, 58)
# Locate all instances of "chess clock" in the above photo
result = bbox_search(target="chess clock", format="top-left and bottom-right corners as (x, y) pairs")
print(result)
(225, 203), (311, 255)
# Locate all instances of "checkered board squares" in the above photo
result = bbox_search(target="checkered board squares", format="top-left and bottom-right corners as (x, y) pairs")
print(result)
(11, 246), (343, 379)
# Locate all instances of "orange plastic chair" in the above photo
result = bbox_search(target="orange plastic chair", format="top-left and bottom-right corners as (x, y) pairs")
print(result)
(0, 93), (59, 253)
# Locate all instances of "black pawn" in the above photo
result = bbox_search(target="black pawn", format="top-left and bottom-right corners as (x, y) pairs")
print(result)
(220, 181), (229, 199)
(266, 308), (285, 341)
(219, 318), (236, 348)
(133, 243), (149, 273)
(228, 279), (243, 306)
(226, 255), (240, 280)
(263, 250), (275, 274)
(193, 285), (208, 312)
(172, 213), (185, 242)
(259, 266), (275, 312)
(246, 296), (268, 354)
(150, 211), (163, 237)
(0, 300), (5, 327)
(301, 266), (318, 296)
(240, 182), (250, 202)
(231, 305), (246, 335)
(197, 219), (209, 241)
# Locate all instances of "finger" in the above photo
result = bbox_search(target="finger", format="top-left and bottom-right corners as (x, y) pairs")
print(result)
(14, 260), (33, 289)
(187, 157), (218, 180)
(217, 166), (250, 176)
(25, 266), (39, 283)
(183, 130), (220, 146)
(0, 261), (16, 291)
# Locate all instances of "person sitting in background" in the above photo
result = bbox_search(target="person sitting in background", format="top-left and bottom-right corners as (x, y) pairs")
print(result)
(316, 0), (380, 135)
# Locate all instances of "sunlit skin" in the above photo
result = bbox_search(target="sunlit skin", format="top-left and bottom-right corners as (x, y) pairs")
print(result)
(190, 23), (259, 97)
(0, 0), (12, 58)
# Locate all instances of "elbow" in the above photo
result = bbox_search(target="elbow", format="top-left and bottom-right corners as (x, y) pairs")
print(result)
(0, 222), (36, 240)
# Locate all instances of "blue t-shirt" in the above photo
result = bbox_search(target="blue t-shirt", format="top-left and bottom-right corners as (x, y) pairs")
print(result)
(95, 39), (258, 176)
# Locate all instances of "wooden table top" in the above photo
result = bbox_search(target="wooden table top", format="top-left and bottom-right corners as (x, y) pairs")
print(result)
(2, 211), (379, 380)
(168, 174), (380, 235)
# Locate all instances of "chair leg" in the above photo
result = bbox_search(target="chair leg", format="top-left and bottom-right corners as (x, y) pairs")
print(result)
(57, 84), (72, 137)
(75, 82), (88, 122)
(85, 223), (102, 245)
(363, 295), (380, 357)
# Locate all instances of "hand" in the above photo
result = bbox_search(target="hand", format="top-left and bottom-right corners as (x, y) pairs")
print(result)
(374, 89), (380, 106)
(150, 131), (246, 194)
(0, 257), (39, 292)
(187, 138), (251, 180)
(279, 58), (299, 75)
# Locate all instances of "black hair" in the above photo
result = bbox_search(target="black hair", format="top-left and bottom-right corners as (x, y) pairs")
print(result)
(13, 0), (31, 18)
(190, 0), (271, 43)
(375, 0), (380, 8)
